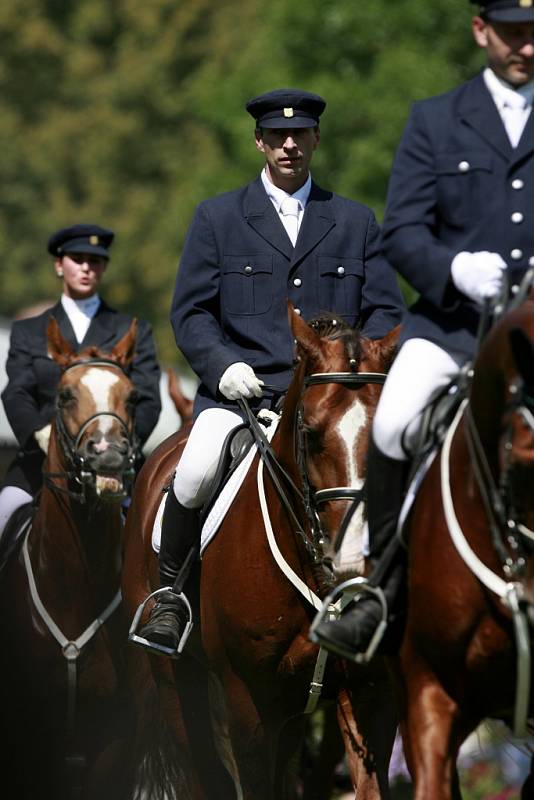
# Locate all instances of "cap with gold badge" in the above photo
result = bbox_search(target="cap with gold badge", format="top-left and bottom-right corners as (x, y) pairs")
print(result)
(47, 224), (114, 259)
(245, 88), (326, 129)
(471, 0), (534, 22)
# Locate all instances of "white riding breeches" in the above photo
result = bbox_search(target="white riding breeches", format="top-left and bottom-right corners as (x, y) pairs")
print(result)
(173, 408), (243, 509)
(373, 338), (464, 461)
(0, 486), (32, 540)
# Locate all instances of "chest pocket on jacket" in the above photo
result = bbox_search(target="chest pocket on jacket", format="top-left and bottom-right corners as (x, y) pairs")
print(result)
(318, 256), (364, 316)
(436, 153), (493, 222)
(222, 255), (273, 315)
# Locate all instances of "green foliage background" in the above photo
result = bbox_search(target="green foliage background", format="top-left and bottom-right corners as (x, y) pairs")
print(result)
(0, 0), (485, 363)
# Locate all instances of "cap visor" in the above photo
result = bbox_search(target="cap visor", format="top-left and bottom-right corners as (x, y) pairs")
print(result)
(485, 8), (534, 21)
(258, 116), (318, 128)
(63, 244), (109, 258)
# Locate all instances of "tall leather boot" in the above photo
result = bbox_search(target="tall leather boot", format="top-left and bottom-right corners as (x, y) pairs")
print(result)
(137, 488), (200, 653)
(311, 438), (409, 661)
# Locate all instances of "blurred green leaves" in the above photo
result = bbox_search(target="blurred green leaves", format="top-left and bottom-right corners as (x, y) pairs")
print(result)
(0, 0), (481, 362)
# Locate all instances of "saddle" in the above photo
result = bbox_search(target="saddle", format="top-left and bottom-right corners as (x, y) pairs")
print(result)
(199, 423), (255, 526)
(0, 502), (34, 574)
(405, 363), (473, 475)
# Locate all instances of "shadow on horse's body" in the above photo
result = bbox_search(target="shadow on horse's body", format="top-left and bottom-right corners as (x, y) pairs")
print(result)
(123, 308), (400, 799)
(0, 319), (140, 800)
(398, 294), (534, 799)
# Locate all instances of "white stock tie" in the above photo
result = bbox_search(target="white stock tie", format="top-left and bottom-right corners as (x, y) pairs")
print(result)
(280, 196), (301, 246)
(502, 94), (529, 148)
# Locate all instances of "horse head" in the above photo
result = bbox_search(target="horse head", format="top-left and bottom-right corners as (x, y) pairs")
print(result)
(283, 305), (399, 577)
(46, 317), (140, 501)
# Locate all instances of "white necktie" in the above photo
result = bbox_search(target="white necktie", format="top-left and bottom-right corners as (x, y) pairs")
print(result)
(502, 94), (529, 148)
(280, 196), (301, 246)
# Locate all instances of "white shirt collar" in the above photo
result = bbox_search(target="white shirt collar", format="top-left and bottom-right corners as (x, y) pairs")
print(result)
(61, 293), (101, 319)
(484, 67), (534, 110)
(261, 169), (312, 212)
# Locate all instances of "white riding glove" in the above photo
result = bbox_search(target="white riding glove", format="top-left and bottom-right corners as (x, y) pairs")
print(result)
(451, 251), (507, 306)
(218, 362), (264, 400)
(34, 423), (51, 454)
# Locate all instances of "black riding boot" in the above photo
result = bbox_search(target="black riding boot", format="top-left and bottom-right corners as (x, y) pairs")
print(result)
(137, 488), (200, 653)
(311, 439), (409, 662)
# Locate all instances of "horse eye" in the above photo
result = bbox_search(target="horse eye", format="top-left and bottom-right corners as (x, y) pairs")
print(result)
(303, 424), (322, 453)
(58, 387), (75, 406)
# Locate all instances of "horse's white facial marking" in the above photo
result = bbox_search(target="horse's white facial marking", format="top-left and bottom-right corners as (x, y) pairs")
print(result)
(336, 399), (366, 489)
(80, 368), (119, 434)
(335, 398), (367, 574)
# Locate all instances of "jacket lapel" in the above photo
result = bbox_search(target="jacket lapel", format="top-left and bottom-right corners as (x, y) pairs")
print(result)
(244, 178), (293, 259)
(48, 302), (79, 352)
(82, 301), (118, 350)
(291, 182), (335, 266)
(457, 73), (513, 161)
(510, 106), (534, 167)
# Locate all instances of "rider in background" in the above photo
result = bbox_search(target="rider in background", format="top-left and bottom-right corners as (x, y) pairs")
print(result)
(136, 88), (405, 654)
(0, 224), (161, 538)
(313, 0), (534, 660)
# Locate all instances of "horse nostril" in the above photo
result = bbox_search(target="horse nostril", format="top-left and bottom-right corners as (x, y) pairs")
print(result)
(87, 437), (109, 454)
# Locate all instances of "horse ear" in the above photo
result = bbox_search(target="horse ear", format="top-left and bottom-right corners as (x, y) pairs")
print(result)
(288, 302), (321, 362)
(47, 317), (77, 366)
(509, 327), (534, 387)
(373, 323), (401, 372)
(111, 319), (138, 368)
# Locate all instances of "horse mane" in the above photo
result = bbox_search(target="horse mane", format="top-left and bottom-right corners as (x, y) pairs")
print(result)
(307, 312), (362, 366)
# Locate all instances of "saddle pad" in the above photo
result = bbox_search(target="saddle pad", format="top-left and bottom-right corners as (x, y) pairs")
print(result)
(152, 414), (279, 557)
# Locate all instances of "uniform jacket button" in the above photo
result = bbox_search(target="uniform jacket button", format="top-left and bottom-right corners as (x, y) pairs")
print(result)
(244, 265), (253, 274)
(293, 277), (302, 287)
(511, 249), (523, 260)
(512, 178), (524, 190)
(511, 212), (524, 224)
(337, 265), (345, 275)
(458, 161), (470, 172)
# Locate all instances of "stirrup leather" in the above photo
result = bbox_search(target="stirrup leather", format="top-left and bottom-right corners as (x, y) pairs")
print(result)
(309, 576), (388, 665)
(128, 586), (194, 659)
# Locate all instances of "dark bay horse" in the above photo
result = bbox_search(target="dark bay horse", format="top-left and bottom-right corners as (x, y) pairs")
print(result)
(0, 318), (140, 800)
(122, 308), (400, 799)
(397, 294), (534, 799)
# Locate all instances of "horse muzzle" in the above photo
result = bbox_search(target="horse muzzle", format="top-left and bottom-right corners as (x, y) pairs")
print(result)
(79, 436), (134, 498)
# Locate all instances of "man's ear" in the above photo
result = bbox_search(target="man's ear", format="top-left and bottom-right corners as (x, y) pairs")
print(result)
(255, 127), (265, 154)
(472, 15), (489, 48)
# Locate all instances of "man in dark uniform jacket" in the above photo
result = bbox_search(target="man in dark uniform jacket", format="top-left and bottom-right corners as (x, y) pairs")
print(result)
(136, 87), (405, 655)
(313, 0), (534, 661)
(0, 224), (161, 536)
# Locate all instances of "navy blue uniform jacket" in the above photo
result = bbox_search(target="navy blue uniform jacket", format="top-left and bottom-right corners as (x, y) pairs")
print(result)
(382, 72), (534, 360)
(2, 300), (161, 492)
(170, 177), (404, 416)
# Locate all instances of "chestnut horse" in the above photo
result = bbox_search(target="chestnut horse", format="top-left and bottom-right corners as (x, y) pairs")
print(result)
(0, 319), (140, 800)
(122, 308), (399, 799)
(397, 293), (534, 799)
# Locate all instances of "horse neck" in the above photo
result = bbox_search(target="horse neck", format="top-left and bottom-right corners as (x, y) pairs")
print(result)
(34, 435), (123, 597)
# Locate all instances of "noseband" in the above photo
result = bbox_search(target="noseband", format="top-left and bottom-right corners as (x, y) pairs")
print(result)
(45, 359), (139, 502)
